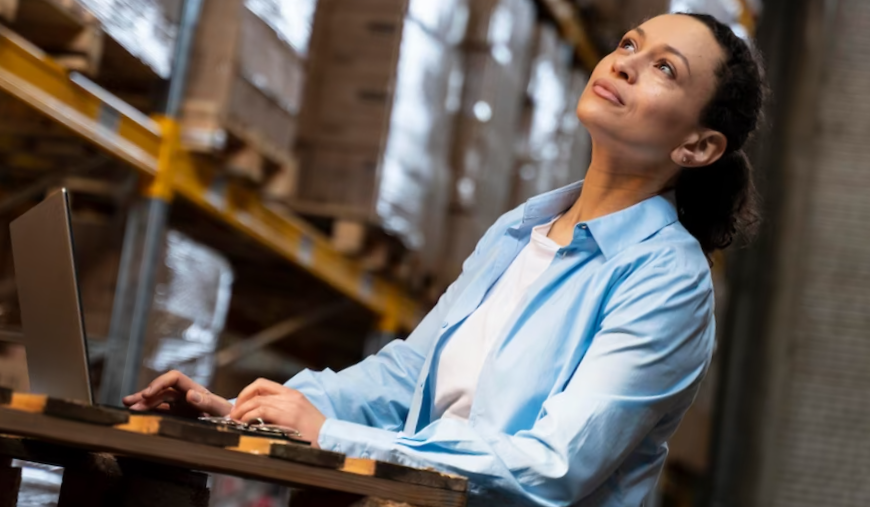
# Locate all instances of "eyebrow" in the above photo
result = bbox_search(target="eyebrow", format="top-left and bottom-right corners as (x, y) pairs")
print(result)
(630, 27), (693, 77)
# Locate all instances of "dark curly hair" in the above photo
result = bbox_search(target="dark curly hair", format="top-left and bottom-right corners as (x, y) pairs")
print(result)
(674, 13), (766, 254)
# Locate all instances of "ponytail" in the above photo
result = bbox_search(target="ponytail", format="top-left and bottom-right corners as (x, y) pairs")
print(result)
(676, 149), (760, 254)
(674, 13), (768, 256)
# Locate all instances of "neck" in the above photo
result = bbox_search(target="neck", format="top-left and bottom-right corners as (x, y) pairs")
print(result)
(564, 143), (676, 224)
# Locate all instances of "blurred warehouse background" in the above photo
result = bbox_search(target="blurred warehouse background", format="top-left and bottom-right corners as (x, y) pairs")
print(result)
(0, 0), (868, 505)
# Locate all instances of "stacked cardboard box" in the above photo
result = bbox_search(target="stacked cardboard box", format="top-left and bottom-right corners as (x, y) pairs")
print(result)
(62, 0), (315, 185)
(511, 24), (591, 207)
(181, 0), (317, 184)
(295, 0), (469, 261)
(439, 0), (536, 287)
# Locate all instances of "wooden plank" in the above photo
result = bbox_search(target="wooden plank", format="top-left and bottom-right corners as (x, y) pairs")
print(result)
(342, 457), (377, 476)
(0, 407), (466, 507)
(367, 461), (467, 493)
(117, 415), (241, 448)
(231, 435), (346, 469)
(44, 398), (130, 426)
(7, 392), (46, 412)
(0, 392), (130, 425)
(342, 459), (466, 493)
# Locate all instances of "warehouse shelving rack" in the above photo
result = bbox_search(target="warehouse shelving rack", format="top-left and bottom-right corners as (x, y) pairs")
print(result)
(0, 25), (420, 335)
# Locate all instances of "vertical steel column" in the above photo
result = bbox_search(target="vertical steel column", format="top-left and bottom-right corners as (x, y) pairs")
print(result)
(99, 0), (204, 405)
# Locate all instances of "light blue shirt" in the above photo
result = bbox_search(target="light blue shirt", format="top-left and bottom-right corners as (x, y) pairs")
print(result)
(286, 180), (716, 506)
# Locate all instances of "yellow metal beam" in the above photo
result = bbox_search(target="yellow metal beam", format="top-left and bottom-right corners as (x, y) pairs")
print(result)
(0, 25), (421, 331)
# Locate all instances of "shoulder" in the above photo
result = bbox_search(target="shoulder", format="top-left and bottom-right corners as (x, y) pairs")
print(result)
(476, 204), (526, 249)
(607, 220), (713, 299)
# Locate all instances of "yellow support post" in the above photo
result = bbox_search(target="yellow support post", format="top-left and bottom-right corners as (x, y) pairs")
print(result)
(147, 115), (179, 202)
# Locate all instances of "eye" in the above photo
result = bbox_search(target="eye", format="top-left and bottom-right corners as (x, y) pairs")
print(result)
(657, 61), (675, 78)
(619, 38), (636, 52)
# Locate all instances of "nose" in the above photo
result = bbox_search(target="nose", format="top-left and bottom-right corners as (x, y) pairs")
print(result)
(612, 56), (637, 84)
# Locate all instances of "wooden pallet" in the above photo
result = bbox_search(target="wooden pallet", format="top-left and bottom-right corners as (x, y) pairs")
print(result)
(0, 387), (468, 507)
(0, 0), (103, 76)
(183, 129), (300, 198)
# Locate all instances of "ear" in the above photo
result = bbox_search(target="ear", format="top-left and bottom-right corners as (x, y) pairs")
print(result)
(670, 129), (728, 167)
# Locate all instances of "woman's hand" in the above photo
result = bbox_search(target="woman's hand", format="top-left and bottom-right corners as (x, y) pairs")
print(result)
(229, 378), (326, 448)
(122, 370), (232, 418)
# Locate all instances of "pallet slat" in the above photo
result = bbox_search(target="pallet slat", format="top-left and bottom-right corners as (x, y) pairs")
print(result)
(117, 415), (242, 448)
(232, 436), (346, 469)
(343, 458), (467, 493)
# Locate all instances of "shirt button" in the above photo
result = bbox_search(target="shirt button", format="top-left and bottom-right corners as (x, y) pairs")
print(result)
(441, 322), (448, 329)
(580, 224), (587, 229)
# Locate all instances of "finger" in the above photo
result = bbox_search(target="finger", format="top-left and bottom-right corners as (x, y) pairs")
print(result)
(122, 392), (144, 407)
(234, 378), (287, 409)
(128, 388), (183, 411)
(228, 396), (265, 421)
(237, 404), (281, 425)
(142, 370), (202, 398)
(230, 396), (290, 423)
(186, 389), (232, 417)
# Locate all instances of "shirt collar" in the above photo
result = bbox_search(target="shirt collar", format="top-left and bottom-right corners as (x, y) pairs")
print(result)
(519, 180), (679, 260)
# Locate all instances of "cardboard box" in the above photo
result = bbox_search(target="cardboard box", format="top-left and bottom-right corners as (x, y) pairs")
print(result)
(297, 1), (466, 256)
(181, 0), (310, 161)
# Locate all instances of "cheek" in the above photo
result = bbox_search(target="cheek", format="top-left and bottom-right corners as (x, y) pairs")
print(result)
(632, 87), (698, 143)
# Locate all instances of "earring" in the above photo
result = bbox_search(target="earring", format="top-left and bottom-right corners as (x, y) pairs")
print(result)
(682, 156), (689, 164)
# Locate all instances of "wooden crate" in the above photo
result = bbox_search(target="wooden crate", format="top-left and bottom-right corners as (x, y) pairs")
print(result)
(1, 0), (104, 76)
(181, 0), (304, 190)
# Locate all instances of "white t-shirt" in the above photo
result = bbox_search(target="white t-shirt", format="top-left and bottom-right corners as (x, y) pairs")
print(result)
(433, 216), (561, 422)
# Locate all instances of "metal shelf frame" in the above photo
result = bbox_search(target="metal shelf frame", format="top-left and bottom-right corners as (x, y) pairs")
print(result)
(0, 25), (421, 333)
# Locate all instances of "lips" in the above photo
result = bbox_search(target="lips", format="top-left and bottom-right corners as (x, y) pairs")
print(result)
(592, 79), (624, 106)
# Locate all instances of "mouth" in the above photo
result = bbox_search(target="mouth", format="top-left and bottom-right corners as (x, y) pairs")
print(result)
(592, 79), (624, 106)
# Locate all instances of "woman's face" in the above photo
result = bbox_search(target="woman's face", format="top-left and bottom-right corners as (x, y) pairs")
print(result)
(576, 14), (725, 165)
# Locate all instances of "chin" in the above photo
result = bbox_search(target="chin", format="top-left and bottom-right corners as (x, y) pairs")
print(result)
(576, 95), (615, 140)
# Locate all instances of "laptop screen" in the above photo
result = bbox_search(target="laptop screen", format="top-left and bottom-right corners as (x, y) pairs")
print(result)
(9, 189), (94, 404)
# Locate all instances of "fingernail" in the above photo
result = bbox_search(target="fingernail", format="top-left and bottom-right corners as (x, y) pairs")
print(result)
(190, 392), (202, 403)
(143, 387), (152, 396)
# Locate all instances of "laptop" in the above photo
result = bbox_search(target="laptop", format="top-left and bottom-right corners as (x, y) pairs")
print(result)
(8, 190), (309, 442)
(9, 188), (93, 403)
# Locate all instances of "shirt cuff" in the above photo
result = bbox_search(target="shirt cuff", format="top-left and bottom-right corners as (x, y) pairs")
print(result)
(317, 418), (399, 462)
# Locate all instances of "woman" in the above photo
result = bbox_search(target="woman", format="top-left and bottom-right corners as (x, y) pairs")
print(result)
(124, 12), (765, 506)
